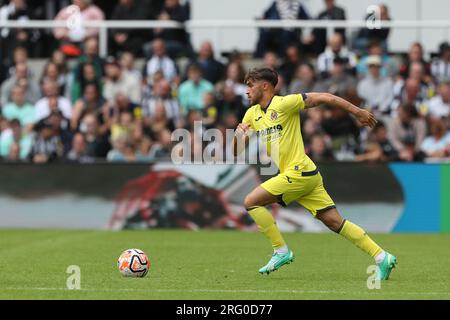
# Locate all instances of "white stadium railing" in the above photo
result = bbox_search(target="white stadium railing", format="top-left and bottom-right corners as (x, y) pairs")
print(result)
(1, 19), (450, 57)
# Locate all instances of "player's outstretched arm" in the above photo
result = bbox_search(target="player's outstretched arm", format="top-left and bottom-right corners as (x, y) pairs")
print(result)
(232, 123), (250, 157)
(303, 92), (378, 128)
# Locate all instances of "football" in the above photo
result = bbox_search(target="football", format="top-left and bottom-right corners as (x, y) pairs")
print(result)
(117, 248), (150, 278)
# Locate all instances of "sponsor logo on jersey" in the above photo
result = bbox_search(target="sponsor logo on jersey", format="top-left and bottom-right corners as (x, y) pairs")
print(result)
(257, 124), (283, 137)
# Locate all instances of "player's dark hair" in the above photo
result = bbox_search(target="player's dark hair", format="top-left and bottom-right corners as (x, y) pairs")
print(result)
(245, 68), (278, 87)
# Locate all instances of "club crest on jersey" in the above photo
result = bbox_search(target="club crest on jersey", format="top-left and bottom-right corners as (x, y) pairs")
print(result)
(270, 111), (278, 121)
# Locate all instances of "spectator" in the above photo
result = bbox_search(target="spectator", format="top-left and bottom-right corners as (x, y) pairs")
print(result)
(201, 92), (219, 128)
(308, 133), (334, 162)
(355, 121), (397, 162)
(4, 46), (29, 80)
(254, 0), (310, 58)
(145, 101), (176, 137)
(388, 104), (427, 162)
(29, 119), (64, 163)
(420, 118), (450, 159)
(79, 113), (111, 158)
(53, 0), (105, 54)
(301, 108), (325, 152)
(40, 62), (65, 95)
(103, 57), (141, 104)
(408, 62), (434, 97)
(110, 110), (136, 144)
(220, 111), (239, 131)
(353, 4), (391, 54)
(70, 62), (102, 103)
(317, 33), (357, 78)
(50, 49), (70, 82)
(391, 77), (429, 116)
(0, 62), (40, 106)
(184, 109), (203, 133)
(152, 0), (192, 57)
(45, 110), (73, 155)
(216, 84), (246, 120)
(427, 82), (450, 119)
(315, 57), (357, 97)
(187, 41), (225, 85)
(262, 51), (279, 71)
(144, 39), (178, 85)
(223, 61), (248, 105)
(111, 93), (143, 123)
(0, 118), (32, 160)
(107, 133), (136, 162)
(137, 0), (165, 20)
(431, 42), (450, 83)
(309, 0), (346, 55)
(149, 128), (173, 159)
(74, 37), (104, 78)
(66, 132), (94, 163)
(5, 142), (21, 162)
(202, 122), (227, 162)
(1, 85), (34, 130)
(142, 79), (180, 123)
(398, 42), (431, 80)
(289, 63), (317, 94)
(178, 64), (214, 114)
(110, 0), (149, 56)
(119, 51), (142, 84)
(356, 41), (397, 79)
(0, 115), (8, 133)
(69, 37), (105, 102)
(132, 125), (154, 162)
(226, 49), (245, 65)
(71, 83), (109, 132)
(279, 45), (305, 87)
(322, 104), (360, 154)
(0, 0), (38, 63)
(302, 117), (321, 150)
(357, 55), (394, 116)
(35, 81), (72, 121)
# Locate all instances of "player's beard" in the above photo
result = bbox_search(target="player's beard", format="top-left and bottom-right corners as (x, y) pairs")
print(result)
(249, 90), (262, 105)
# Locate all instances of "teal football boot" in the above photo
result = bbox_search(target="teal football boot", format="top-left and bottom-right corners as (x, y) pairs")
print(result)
(376, 252), (398, 280)
(258, 249), (294, 275)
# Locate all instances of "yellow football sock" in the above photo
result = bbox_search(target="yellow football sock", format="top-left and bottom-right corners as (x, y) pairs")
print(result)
(247, 206), (286, 250)
(338, 220), (382, 258)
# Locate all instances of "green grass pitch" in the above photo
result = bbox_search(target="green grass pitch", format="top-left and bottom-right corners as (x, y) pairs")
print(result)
(1, 230), (449, 300)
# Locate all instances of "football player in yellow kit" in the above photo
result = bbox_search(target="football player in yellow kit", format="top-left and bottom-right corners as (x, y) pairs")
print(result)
(233, 68), (397, 280)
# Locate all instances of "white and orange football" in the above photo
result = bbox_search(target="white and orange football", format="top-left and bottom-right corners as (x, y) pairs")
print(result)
(117, 248), (150, 278)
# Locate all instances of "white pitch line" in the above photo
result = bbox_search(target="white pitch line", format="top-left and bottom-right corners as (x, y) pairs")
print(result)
(2, 287), (450, 297)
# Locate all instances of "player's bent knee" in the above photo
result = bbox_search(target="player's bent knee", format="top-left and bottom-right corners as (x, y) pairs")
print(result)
(317, 209), (344, 233)
(244, 195), (264, 211)
(328, 220), (343, 233)
(244, 195), (255, 211)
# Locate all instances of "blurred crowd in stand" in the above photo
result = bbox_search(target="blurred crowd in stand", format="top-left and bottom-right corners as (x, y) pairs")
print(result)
(0, 0), (448, 164)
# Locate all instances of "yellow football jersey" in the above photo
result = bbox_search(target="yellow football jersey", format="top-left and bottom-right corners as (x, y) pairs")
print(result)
(242, 94), (316, 173)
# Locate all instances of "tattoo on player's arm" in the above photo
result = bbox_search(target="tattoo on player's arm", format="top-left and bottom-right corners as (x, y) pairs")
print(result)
(303, 92), (322, 109)
(303, 92), (352, 112)
(302, 93), (314, 108)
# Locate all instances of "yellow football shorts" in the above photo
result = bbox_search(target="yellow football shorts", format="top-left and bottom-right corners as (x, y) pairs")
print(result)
(260, 168), (336, 216)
